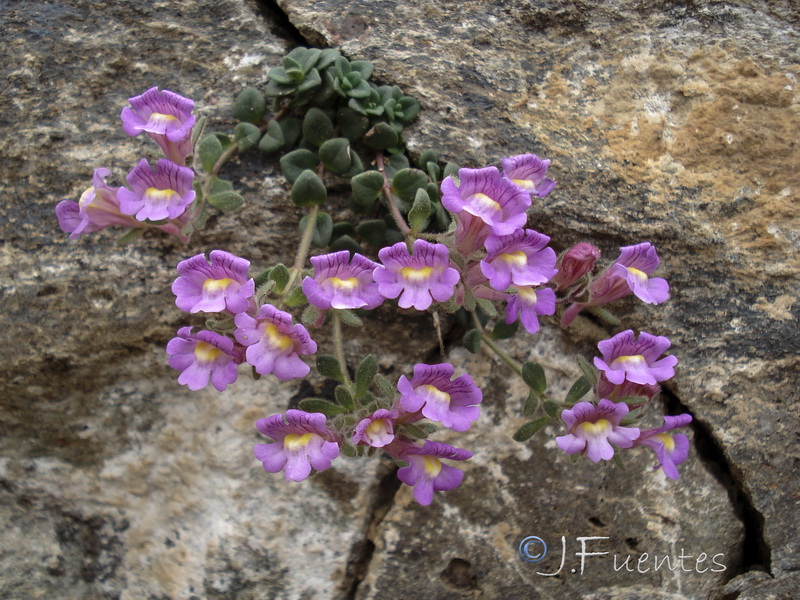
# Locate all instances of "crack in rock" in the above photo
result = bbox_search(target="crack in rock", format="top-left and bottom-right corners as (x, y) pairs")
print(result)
(663, 388), (772, 581)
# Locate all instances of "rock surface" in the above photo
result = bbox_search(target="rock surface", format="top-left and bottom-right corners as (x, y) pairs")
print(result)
(1, 0), (798, 599)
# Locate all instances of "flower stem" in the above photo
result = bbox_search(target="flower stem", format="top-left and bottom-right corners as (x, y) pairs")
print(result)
(279, 204), (318, 307)
(376, 152), (411, 236)
(332, 310), (354, 395)
(471, 311), (523, 378)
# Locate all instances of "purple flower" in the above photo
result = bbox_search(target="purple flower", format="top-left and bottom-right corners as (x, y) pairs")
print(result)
(172, 250), (255, 314)
(593, 330), (678, 386)
(480, 229), (557, 291)
(166, 327), (242, 391)
(302, 251), (384, 310)
(595, 375), (661, 405)
(397, 363), (482, 432)
(453, 212), (491, 257)
(556, 399), (640, 463)
(118, 158), (195, 222)
(234, 304), (317, 380)
(505, 286), (556, 335)
(551, 242), (601, 290)
(352, 409), (399, 448)
(589, 242), (669, 306)
(441, 167), (531, 236)
(396, 441), (472, 506)
(561, 243), (669, 327)
(254, 410), (339, 482)
(56, 168), (138, 238)
(374, 240), (460, 310)
(635, 414), (692, 479)
(121, 87), (195, 164)
(501, 153), (556, 197)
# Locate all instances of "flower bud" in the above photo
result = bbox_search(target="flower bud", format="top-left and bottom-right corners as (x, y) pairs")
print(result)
(552, 243), (600, 290)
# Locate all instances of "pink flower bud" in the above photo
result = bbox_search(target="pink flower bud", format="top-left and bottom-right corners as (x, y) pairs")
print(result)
(552, 243), (600, 290)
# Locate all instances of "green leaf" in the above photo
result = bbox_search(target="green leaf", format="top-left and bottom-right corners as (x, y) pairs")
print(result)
(619, 396), (649, 405)
(319, 137), (352, 174)
(317, 48), (340, 70)
(475, 298), (498, 319)
(385, 154), (410, 178)
(258, 120), (284, 154)
(363, 122), (399, 150)
(299, 398), (347, 417)
(342, 149), (364, 178)
(190, 114), (207, 149)
(335, 385), (356, 410)
(303, 107), (334, 147)
(317, 354), (343, 382)
(351, 170), (384, 207)
(576, 355), (598, 386)
(565, 376), (593, 404)
(284, 286), (308, 308)
(268, 264), (290, 294)
(588, 306), (621, 326)
(512, 417), (549, 442)
(234, 87), (266, 124)
(253, 267), (272, 288)
(408, 188), (431, 233)
(354, 354), (378, 401)
(207, 191), (244, 211)
(278, 117), (301, 150)
(375, 374), (396, 403)
(291, 169), (327, 207)
(341, 443), (357, 457)
(463, 329), (481, 354)
(522, 390), (539, 417)
(334, 56), (351, 79)
(491, 318), (519, 340)
(349, 60), (374, 79)
(331, 221), (357, 241)
(391, 168), (428, 202)
(280, 149), (318, 184)
(301, 304), (320, 326)
(234, 122), (261, 152)
(268, 65), (293, 85)
(296, 66), (322, 94)
(418, 149), (438, 172)
(300, 48), (322, 73)
(425, 182), (440, 202)
(198, 133), (224, 173)
(402, 423), (429, 439)
(337, 107), (370, 142)
(356, 219), (387, 248)
(299, 211), (333, 248)
(522, 362), (547, 393)
(443, 162), (460, 178)
(542, 399), (561, 419)
(283, 54), (303, 72)
(613, 453), (626, 470)
(208, 176), (234, 194)
(397, 96), (420, 122)
(329, 234), (361, 255)
(116, 228), (144, 244)
(338, 309), (363, 327)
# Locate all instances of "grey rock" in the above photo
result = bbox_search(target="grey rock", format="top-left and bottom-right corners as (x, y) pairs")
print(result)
(275, 0), (800, 597)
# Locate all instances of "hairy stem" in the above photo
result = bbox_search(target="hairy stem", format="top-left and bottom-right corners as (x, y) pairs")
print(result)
(471, 311), (524, 378)
(279, 204), (318, 307)
(332, 310), (354, 394)
(375, 152), (411, 236)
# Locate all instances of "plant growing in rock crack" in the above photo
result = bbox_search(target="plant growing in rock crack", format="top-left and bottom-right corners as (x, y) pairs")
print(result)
(55, 47), (693, 506)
